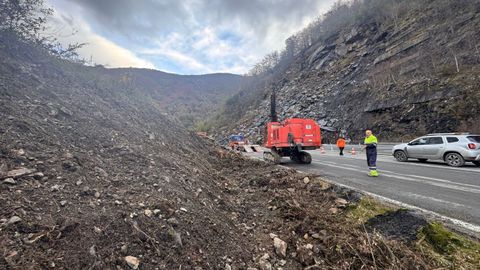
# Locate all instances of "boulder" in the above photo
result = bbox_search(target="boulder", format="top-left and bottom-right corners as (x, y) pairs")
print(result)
(3, 178), (16, 185)
(144, 209), (153, 217)
(125, 256), (140, 269)
(303, 177), (310, 184)
(335, 198), (348, 207)
(6, 216), (22, 226)
(6, 168), (36, 179)
(273, 237), (287, 257)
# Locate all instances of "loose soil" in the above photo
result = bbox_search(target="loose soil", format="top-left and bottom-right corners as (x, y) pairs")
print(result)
(367, 210), (428, 242)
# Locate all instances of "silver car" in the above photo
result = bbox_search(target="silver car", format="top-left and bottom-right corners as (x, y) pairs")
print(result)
(392, 133), (480, 167)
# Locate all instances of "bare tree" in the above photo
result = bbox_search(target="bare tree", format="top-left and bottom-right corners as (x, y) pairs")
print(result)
(0, 0), (85, 60)
(0, 0), (53, 41)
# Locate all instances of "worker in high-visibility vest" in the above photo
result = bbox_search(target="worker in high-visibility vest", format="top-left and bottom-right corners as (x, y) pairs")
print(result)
(336, 136), (346, 156)
(362, 130), (379, 177)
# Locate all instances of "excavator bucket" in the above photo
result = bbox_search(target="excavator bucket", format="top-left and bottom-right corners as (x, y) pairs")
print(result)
(242, 144), (263, 153)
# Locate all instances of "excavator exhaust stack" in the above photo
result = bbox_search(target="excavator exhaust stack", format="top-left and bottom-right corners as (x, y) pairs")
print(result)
(270, 87), (278, 123)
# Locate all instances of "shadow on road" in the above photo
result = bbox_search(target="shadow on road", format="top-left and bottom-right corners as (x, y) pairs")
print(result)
(402, 160), (480, 168)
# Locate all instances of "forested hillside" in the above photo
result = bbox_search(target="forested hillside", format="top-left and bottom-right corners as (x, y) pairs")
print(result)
(209, 0), (480, 142)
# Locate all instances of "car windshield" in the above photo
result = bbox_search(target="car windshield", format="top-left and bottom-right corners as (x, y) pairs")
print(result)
(229, 135), (244, 141)
(467, 136), (480, 143)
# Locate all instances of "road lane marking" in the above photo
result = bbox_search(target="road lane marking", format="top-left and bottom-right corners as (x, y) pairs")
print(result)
(313, 152), (480, 173)
(252, 151), (480, 173)
(381, 170), (480, 189)
(313, 159), (480, 194)
(317, 158), (480, 189)
(319, 160), (480, 187)
(406, 193), (469, 209)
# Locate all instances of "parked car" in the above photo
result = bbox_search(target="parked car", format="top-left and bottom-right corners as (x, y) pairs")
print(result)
(392, 133), (480, 167)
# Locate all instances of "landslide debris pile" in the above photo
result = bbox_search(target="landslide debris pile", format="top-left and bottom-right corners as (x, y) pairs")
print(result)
(211, 0), (480, 142)
(0, 31), (436, 269)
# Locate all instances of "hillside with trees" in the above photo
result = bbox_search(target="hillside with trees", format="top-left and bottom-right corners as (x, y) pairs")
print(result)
(0, 0), (243, 129)
(208, 0), (480, 143)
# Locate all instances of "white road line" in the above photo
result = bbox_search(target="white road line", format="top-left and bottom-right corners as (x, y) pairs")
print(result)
(314, 151), (480, 173)
(317, 158), (480, 189)
(319, 160), (479, 188)
(381, 169), (480, 189)
(380, 159), (480, 173)
(313, 159), (480, 194)
(406, 193), (468, 209)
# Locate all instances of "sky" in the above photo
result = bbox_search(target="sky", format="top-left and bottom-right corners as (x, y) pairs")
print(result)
(46, 0), (335, 75)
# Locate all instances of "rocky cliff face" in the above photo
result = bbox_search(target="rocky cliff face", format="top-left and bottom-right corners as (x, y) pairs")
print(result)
(212, 0), (480, 143)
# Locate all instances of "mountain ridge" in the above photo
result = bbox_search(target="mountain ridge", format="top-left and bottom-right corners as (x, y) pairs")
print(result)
(0, 29), (243, 129)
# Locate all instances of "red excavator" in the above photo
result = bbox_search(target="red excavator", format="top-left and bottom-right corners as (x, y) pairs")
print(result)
(263, 88), (322, 164)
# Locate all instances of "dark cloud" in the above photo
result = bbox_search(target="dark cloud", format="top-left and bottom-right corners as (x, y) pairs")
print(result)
(70, 0), (190, 36)
(50, 0), (335, 73)
(64, 0), (331, 44)
(201, 0), (326, 41)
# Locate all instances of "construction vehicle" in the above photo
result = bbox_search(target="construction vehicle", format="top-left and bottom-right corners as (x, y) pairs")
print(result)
(263, 89), (322, 164)
(228, 134), (248, 150)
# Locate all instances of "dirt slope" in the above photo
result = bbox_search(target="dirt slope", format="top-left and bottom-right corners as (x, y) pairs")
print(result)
(0, 31), (440, 269)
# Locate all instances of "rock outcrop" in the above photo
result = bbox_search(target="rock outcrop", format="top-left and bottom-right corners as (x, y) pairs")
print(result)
(211, 0), (480, 143)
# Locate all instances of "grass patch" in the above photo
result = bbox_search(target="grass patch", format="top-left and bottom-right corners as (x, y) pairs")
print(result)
(346, 197), (480, 269)
(416, 222), (480, 269)
(345, 196), (395, 223)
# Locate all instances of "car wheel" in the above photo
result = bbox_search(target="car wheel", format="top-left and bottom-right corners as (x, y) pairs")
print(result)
(473, 161), (480, 167)
(445, 153), (465, 167)
(418, 159), (428, 163)
(394, 150), (408, 162)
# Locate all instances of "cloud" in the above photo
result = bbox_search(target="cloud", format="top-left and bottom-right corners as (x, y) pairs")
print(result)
(78, 35), (156, 69)
(47, 0), (336, 74)
(46, 2), (156, 69)
(141, 46), (210, 74)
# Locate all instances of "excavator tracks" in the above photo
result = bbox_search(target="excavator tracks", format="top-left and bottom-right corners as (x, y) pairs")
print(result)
(263, 150), (282, 164)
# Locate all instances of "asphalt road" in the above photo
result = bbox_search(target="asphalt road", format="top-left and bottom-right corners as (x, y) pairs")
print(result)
(323, 143), (395, 155)
(246, 146), (480, 233)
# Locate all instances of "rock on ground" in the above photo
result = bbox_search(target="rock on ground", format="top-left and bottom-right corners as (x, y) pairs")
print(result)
(273, 237), (287, 257)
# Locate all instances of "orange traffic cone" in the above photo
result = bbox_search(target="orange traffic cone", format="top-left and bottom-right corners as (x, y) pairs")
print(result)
(351, 147), (356, 155)
(320, 146), (326, 154)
